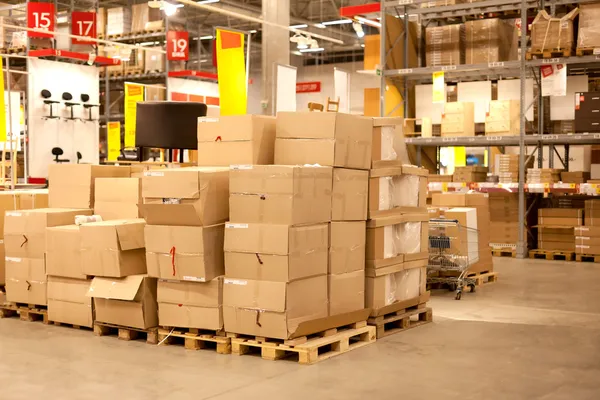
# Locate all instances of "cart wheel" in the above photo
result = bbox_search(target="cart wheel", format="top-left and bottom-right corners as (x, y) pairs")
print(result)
(469, 284), (476, 293)
(455, 290), (462, 300)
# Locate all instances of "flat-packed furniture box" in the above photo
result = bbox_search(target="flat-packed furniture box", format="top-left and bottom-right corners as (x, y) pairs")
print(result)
(443, 207), (480, 264)
(575, 92), (600, 133)
(584, 199), (600, 226)
(425, 24), (465, 67)
(106, 7), (132, 36)
(157, 278), (223, 330)
(275, 112), (373, 170)
(538, 208), (583, 227)
(577, 4), (600, 50)
(368, 166), (428, 218)
(88, 275), (157, 330)
(144, 224), (224, 282)
(140, 167), (229, 226)
(371, 117), (411, 169)
(144, 46), (166, 73)
(80, 219), (147, 277)
(497, 154), (534, 183)
(5, 257), (46, 305)
(441, 102), (475, 137)
(428, 174), (453, 183)
(465, 18), (514, 64)
(94, 178), (141, 220)
(229, 165), (332, 225)
(48, 276), (93, 328)
(332, 168), (368, 221)
(48, 164), (130, 209)
(575, 226), (600, 254)
(561, 171), (590, 183)
(366, 265), (427, 310)
(130, 3), (162, 32)
(485, 100), (520, 136)
(530, 9), (578, 52)
(197, 115), (276, 166)
(537, 226), (575, 251)
(527, 169), (562, 184)
(46, 225), (87, 279)
(452, 166), (488, 182)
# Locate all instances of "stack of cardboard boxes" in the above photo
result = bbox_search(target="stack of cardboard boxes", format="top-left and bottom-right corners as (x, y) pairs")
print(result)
(497, 154), (533, 184)
(536, 208), (582, 252)
(453, 166), (488, 182)
(527, 169), (562, 184)
(488, 192), (521, 246)
(425, 25), (465, 67)
(575, 200), (600, 255)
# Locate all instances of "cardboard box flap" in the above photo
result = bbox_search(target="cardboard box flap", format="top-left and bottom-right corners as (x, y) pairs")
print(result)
(401, 165), (429, 177)
(367, 213), (429, 227)
(114, 219), (146, 250)
(369, 167), (403, 178)
(139, 203), (205, 226)
(288, 308), (371, 339)
(142, 167), (228, 199)
(372, 117), (403, 127)
(198, 115), (275, 142)
(87, 275), (145, 300)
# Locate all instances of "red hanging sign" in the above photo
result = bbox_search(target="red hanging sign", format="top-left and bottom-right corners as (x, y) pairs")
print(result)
(27, 2), (55, 38)
(71, 11), (96, 44)
(167, 31), (189, 61)
(296, 81), (321, 93)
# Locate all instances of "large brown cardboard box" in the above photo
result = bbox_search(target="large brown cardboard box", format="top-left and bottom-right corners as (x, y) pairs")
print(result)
(371, 117), (410, 169)
(275, 112), (373, 170)
(229, 165), (332, 225)
(425, 24), (465, 66)
(332, 168), (369, 221)
(46, 225), (86, 279)
(465, 18), (513, 64)
(145, 224), (224, 282)
(444, 208), (480, 265)
(329, 221), (366, 274)
(575, 226), (600, 237)
(223, 275), (328, 339)
(17, 190), (49, 210)
(368, 166), (428, 218)
(538, 240), (575, 251)
(88, 275), (158, 329)
(531, 9), (577, 51)
(4, 208), (92, 258)
(94, 178), (142, 220)
(5, 257), (47, 305)
(80, 219), (147, 277)
(328, 270), (364, 316)
(537, 217), (582, 226)
(47, 276), (93, 328)
(366, 266), (427, 310)
(538, 209), (583, 218)
(158, 278), (223, 330)
(48, 164), (130, 209)
(140, 167), (229, 226)
(197, 115), (276, 166)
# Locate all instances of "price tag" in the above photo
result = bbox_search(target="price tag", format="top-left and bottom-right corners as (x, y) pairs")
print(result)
(441, 65), (457, 71)
(27, 2), (55, 38)
(71, 11), (96, 44)
(398, 0), (413, 4)
(488, 62), (504, 68)
(542, 58), (560, 64)
(397, 68), (413, 74)
(486, 136), (502, 141)
(167, 30), (189, 61)
(442, 137), (458, 142)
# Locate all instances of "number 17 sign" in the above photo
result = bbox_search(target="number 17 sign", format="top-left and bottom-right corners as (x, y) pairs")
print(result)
(167, 31), (189, 61)
(71, 11), (96, 44)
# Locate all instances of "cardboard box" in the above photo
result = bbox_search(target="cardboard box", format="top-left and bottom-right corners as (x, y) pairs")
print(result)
(47, 277), (93, 328)
(332, 168), (369, 221)
(442, 102), (475, 137)
(17, 190), (49, 210)
(575, 226), (600, 237)
(229, 165), (333, 225)
(561, 171), (590, 183)
(48, 164), (130, 209)
(4, 208), (92, 258)
(157, 278), (223, 330)
(330, 221), (366, 274)
(444, 208), (480, 264)
(223, 275), (328, 339)
(5, 257), (46, 305)
(275, 112), (373, 170)
(328, 270), (364, 316)
(538, 209), (583, 218)
(88, 275), (158, 330)
(425, 24), (465, 67)
(578, 3), (600, 49)
(365, 267), (426, 310)
(141, 167), (229, 226)
(465, 18), (514, 64)
(46, 225), (86, 279)
(371, 117), (410, 169)
(537, 217), (582, 226)
(197, 115), (276, 166)
(145, 224), (224, 282)
(80, 219), (147, 277)
(575, 236), (600, 246)
(576, 243), (600, 254)
(368, 166), (428, 217)
(94, 178), (141, 220)
(531, 9), (578, 51)
(538, 240), (575, 251)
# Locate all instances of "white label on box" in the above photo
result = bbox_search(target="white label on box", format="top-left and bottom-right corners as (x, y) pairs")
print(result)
(230, 165), (253, 170)
(183, 276), (206, 282)
(144, 171), (164, 177)
(224, 279), (247, 285)
(6, 212), (21, 217)
(226, 223), (248, 229)
(162, 198), (181, 204)
(5, 257), (21, 262)
(575, 236), (589, 240)
(576, 245), (589, 249)
(199, 117), (219, 123)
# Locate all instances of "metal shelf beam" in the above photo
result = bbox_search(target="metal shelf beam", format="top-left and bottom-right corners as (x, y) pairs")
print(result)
(406, 134), (600, 147)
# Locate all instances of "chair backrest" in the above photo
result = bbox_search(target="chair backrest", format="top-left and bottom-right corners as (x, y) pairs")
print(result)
(326, 97), (340, 112)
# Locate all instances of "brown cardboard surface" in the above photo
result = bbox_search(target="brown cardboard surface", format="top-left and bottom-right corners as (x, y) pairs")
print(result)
(537, 216), (582, 227)
(224, 223), (328, 256)
(46, 225), (86, 279)
(159, 303), (223, 331)
(5, 257), (47, 305)
(18, 190), (49, 210)
(370, 292), (430, 317)
(329, 221), (366, 274)
(576, 244), (600, 254)
(141, 167), (229, 226)
(328, 270), (364, 316)
(365, 267), (427, 310)
(367, 220), (428, 262)
(332, 168), (368, 221)
(47, 276), (93, 327)
(197, 115), (276, 166)
(366, 258), (428, 277)
(368, 170), (427, 217)
(4, 208), (92, 258)
(538, 208), (583, 218)
(47, 299), (94, 328)
(575, 226), (600, 237)
(575, 236), (600, 246)
(88, 275), (158, 329)
(94, 178), (141, 220)
(275, 112), (373, 170)
(584, 217), (600, 226)
(48, 164), (130, 209)
(585, 210), (600, 219)
(537, 240), (575, 251)
(0, 242), (4, 285)
(229, 165), (332, 225)
(145, 224), (224, 282)
(366, 212), (429, 228)
(80, 219), (147, 277)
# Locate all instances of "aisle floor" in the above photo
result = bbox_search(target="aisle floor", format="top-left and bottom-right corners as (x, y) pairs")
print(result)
(1, 258), (600, 400)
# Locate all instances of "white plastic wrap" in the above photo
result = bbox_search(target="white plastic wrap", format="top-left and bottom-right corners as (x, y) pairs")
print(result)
(379, 126), (398, 161)
(383, 222), (423, 258)
(383, 267), (424, 306)
(378, 175), (421, 211)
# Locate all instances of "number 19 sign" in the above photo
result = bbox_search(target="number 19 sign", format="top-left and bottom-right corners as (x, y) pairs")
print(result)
(27, 2), (55, 38)
(167, 31), (189, 61)
(71, 11), (96, 44)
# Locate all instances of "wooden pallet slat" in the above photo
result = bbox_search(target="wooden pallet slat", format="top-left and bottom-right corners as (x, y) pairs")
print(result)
(368, 305), (433, 339)
(93, 322), (158, 344)
(0, 302), (49, 324)
(526, 48), (572, 60)
(466, 270), (499, 285)
(49, 321), (92, 330)
(529, 249), (575, 261)
(492, 248), (516, 258)
(575, 47), (599, 57)
(575, 253), (600, 263)
(157, 327), (231, 354)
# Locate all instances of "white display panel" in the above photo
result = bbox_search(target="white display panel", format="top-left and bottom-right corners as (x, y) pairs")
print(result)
(457, 81), (492, 123)
(167, 77), (220, 116)
(497, 79), (534, 122)
(550, 75), (588, 120)
(415, 84), (445, 124)
(334, 67), (350, 113)
(275, 64), (297, 113)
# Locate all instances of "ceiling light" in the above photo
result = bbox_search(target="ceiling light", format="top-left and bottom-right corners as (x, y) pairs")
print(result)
(315, 23), (326, 29)
(353, 22), (365, 38)
(291, 50), (302, 56)
(361, 44), (365, 48)
(197, 0), (220, 3)
(290, 33), (309, 49)
(161, 2), (181, 16)
(249, 29), (257, 33)
(199, 35), (214, 40)
(321, 19), (352, 26)
(355, 16), (381, 28)
(309, 38), (319, 49)
(290, 24), (308, 29)
(56, 16), (68, 24)
(299, 47), (324, 53)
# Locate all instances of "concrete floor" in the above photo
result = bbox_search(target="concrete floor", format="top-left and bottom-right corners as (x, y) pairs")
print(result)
(1, 258), (600, 400)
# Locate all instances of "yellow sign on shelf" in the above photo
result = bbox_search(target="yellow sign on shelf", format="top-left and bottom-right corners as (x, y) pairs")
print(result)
(0, 57), (6, 142)
(432, 71), (445, 104)
(216, 28), (247, 115)
(107, 121), (121, 161)
(124, 83), (144, 148)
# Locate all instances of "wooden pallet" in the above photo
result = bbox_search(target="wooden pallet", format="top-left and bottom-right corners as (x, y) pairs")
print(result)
(526, 49), (572, 60)
(49, 321), (92, 330)
(230, 321), (375, 364)
(575, 47), (599, 57)
(492, 248), (516, 257)
(529, 249), (575, 261)
(466, 270), (499, 285)
(575, 253), (600, 263)
(368, 305), (432, 339)
(93, 322), (158, 344)
(157, 327), (231, 354)
(123, 69), (144, 76)
(0, 302), (49, 323)
(144, 70), (163, 75)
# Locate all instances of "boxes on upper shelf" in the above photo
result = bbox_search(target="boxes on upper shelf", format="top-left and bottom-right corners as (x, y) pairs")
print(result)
(465, 18), (515, 64)
(485, 100), (520, 136)
(441, 102), (475, 137)
(368, 166), (428, 218)
(197, 115), (276, 166)
(47, 277), (93, 328)
(561, 171), (590, 184)
(275, 112), (373, 170)
(94, 178), (141, 220)
(530, 9), (578, 52)
(577, 4), (600, 49)
(527, 169), (562, 184)
(425, 24), (465, 67)
(452, 166), (488, 182)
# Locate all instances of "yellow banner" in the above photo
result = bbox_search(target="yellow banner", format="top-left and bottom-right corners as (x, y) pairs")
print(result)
(432, 71), (445, 104)
(107, 121), (121, 161)
(216, 28), (247, 115)
(124, 83), (144, 148)
(0, 57), (6, 142)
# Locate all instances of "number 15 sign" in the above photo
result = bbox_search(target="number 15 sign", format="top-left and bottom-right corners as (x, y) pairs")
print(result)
(27, 2), (55, 38)
(167, 31), (189, 61)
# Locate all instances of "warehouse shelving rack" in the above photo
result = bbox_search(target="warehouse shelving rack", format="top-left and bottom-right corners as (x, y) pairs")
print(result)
(378, 0), (600, 258)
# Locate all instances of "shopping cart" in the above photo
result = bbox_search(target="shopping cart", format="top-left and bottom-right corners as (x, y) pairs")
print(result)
(427, 218), (478, 300)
